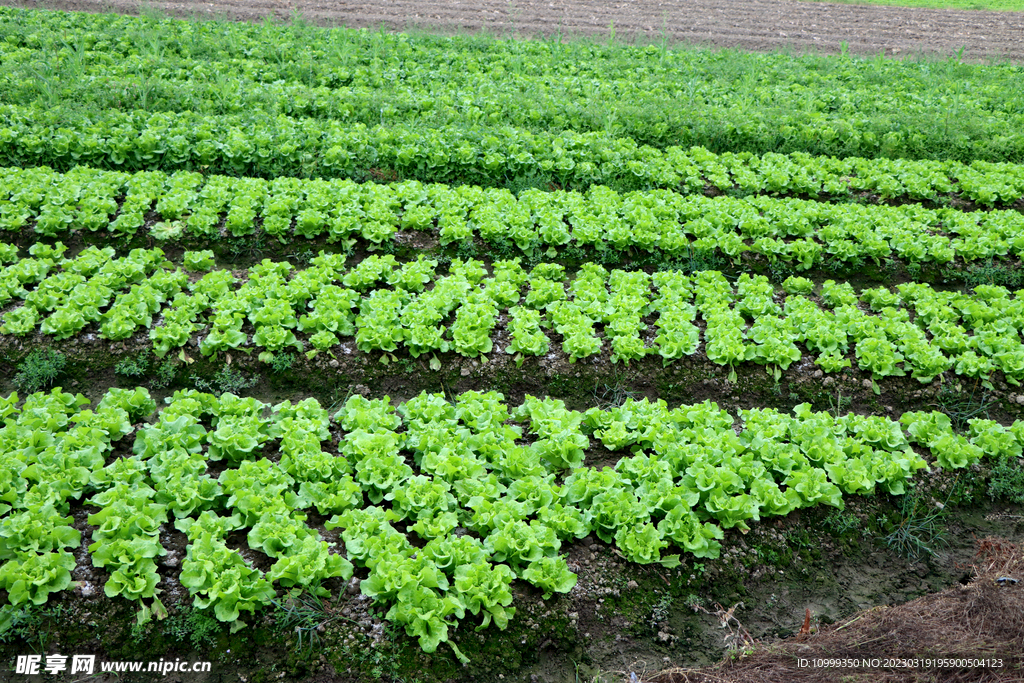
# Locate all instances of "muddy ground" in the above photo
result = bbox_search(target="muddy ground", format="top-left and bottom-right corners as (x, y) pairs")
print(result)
(4, 0), (1024, 62)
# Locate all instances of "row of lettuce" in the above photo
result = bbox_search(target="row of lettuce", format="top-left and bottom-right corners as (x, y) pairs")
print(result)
(3, 244), (1024, 390)
(4, 7), (1024, 162)
(4, 166), (1024, 268)
(3, 109), (1024, 204)
(0, 386), (1018, 657)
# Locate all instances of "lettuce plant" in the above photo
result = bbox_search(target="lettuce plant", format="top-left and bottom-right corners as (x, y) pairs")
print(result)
(655, 309), (699, 364)
(0, 506), (81, 560)
(386, 584), (468, 661)
(562, 467), (624, 507)
(0, 550), (77, 606)
(453, 561), (515, 630)
(928, 433), (984, 469)
(326, 507), (411, 567)
(134, 414), (208, 459)
(589, 489), (647, 544)
(98, 387), (157, 423)
(421, 536), (489, 576)
(703, 490), (761, 531)
(536, 504), (591, 540)
(969, 419), (1022, 459)
(183, 250), (216, 272)
(361, 553), (450, 607)
(506, 306), (549, 366)
(422, 445), (491, 484)
(87, 499), (169, 547)
(207, 412), (272, 463)
(815, 351), (851, 373)
(822, 458), (876, 496)
(855, 336), (905, 392)
(384, 475), (458, 522)
(504, 476), (559, 517)
(953, 351), (996, 389)
(783, 469), (844, 509)
(267, 536), (353, 596)
(746, 477), (797, 515)
(782, 276), (814, 295)
(248, 512), (317, 558)
(451, 301), (497, 357)
(409, 515), (454, 549)
(656, 507), (723, 559)
(900, 411), (953, 447)
(355, 451), (414, 504)
(485, 519), (560, 568)
(153, 476), (222, 519)
(820, 280), (858, 307)
(179, 535), (276, 629)
(614, 523), (679, 567)
(521, 556), (579, 599)
(298, 477), (364, 515)
(334, 395), (402, 433)
(529, 431), (589, 471)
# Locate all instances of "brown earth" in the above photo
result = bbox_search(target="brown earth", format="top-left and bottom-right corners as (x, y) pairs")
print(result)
(6, 0), (1024, 62)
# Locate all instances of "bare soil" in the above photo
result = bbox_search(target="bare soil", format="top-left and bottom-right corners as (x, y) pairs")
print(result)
(5, 0), (1024, 62)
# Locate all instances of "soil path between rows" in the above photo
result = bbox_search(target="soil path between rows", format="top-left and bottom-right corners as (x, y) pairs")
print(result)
(7, 0), (1024, 62)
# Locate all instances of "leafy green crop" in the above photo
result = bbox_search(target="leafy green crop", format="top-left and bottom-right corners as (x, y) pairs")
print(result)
(180, 534), (276, 630)
(0, 551), (76, 607)
(3, 381), (1024, 659)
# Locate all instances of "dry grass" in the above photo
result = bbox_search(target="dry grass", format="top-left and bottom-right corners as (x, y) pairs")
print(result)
(644, 537), (1024, 683)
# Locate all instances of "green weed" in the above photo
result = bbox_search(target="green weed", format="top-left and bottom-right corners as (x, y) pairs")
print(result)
(591, 372), (642, 408)
(944, 258), (1024, 289)
(272, 591), (339, 654)
(115, 352), (151, 378)
(286, 249), (316, 266)
(656, 246), (725, 276)
(882, 491), (949, 560)
(507, 170), (558, 195)
(150, 359), (178, 390)
(828, 390), (853, 418)
(228, 232), (268, 262)
(987, 457), (1024, 505)
(934, 381), (990, 432)
(823, 509), (863, 537)
(0, 604), (62, 652)
(165, 606), (222, 650)
(191, 365), (258, 395)
(649, 594), (673, 630)
(14, 349), (67, 393)
(822, 0), (1023, 12)
(267, 352), (297, 374)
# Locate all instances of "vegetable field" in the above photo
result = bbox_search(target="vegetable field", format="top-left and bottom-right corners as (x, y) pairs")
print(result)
(1, 6), (1024, 683)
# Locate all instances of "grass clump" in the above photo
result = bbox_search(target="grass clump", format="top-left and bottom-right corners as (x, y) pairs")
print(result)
(115, 352), (151, 378)
(267, 352), (297, 374)
(272, 591), (340, 654)
(192, 365), (259, 395)
(165, 606), (221, 650)
(988, 458), (1024, 505)
(13, 349), (66, 393)
(945, 259), (1024, 290)
(882, 491), (949, 560)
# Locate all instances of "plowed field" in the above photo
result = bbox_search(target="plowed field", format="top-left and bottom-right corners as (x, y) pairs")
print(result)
(10, 0), (1024, 61)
